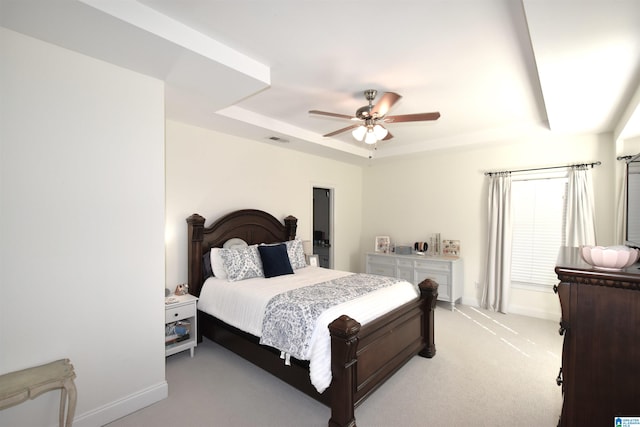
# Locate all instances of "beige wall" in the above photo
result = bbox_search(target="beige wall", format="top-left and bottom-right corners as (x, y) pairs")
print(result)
(1, 28), (166, 426)
(164, 120), (364, 288)
(362, 132), (617, 319)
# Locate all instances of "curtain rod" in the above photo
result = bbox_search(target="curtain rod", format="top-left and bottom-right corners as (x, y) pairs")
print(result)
(484, 161), (601, 176)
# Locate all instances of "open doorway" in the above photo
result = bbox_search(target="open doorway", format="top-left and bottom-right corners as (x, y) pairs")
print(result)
(313, 187), (332, 268)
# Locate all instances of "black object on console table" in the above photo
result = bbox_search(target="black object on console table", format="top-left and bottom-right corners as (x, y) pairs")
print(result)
(554, 247), (640, 427)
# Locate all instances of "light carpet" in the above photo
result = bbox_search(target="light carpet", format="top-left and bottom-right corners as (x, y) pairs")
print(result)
(106, 302), (563, 426)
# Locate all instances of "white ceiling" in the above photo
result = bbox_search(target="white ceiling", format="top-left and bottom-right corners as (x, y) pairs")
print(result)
(2, 0), (639, 164)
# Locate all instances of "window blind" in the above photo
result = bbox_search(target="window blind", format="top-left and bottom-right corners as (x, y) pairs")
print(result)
(511, 176), (567, 290)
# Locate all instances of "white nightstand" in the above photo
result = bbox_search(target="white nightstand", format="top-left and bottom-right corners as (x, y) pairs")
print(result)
(165, 293), (198, 358)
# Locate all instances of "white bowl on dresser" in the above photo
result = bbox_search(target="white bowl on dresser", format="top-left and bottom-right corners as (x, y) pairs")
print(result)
(580, 245), (640, 270)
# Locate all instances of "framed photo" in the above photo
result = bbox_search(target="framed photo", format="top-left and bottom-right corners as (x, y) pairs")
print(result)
(375, 236), (391, 253)
(442, 239), (460, 257)
(306, 254), (319, 267)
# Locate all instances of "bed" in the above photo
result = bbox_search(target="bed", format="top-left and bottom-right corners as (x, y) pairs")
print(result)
(186, 209), (438, 427)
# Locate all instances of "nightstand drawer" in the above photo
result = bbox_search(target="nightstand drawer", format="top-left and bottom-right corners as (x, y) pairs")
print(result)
(165, 303), (196, 323)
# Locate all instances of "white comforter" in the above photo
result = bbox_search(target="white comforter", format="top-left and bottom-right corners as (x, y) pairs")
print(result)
(198, 266), (419, 393)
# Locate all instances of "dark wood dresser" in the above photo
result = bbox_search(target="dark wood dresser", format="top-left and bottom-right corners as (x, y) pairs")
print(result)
(554, 247), (640, 426)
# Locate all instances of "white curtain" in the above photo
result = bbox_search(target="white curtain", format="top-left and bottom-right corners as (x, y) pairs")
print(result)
(616, 162), (628, 245)
(565, 165), (596, 247)
(482, 173), (512, 313)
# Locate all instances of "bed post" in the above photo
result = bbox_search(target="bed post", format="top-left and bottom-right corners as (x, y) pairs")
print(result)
(328, 315), (360, 427)
(186, 213), (205, 297)
(418, 278), (438, 358)
(284, 215), (297, 240)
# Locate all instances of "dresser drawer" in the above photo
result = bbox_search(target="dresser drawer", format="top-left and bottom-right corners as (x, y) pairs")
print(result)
(415, 270), (449, 286)
(368, 263), (396, 277)
(367, 254), (395, 265)
(417, 270), (450, 298)
(414, 259), (451, 272)
(165, 303), (196, 323)
(397, 258), (414, 268)
(397, 266), (414, 282)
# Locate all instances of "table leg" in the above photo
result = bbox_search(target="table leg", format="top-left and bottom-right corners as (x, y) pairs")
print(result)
(59, 387), (66, 427)
(64, 378), (77, 427)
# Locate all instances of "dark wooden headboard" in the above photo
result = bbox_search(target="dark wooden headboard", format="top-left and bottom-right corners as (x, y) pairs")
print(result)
(186, 209), (297, 297)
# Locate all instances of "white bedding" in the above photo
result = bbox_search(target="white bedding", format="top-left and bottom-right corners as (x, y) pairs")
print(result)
(198, 266), (419, 393)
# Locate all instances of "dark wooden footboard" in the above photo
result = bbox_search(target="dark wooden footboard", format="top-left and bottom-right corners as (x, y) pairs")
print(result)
(328, 278), (438, 427)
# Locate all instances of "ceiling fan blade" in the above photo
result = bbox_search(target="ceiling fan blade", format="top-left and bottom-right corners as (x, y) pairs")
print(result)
(384, 112), (441, 123)
(323, 124), (360, 137)
(370, 92), (402, 117)
(382, 131), (394, 141)
(309, 110), (355, 120)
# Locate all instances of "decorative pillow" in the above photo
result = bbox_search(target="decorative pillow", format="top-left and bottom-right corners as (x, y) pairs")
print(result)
(210, 248), (228, 280)
(219, 245), (264, 282)
(258, 244), (294, 278)
(202, 251), (214, 279)
(285, 239), (307, 269)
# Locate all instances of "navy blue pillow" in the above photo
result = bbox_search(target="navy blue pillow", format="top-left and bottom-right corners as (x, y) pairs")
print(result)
(258, 244), (294, 278)
(202, 251), (213, 279)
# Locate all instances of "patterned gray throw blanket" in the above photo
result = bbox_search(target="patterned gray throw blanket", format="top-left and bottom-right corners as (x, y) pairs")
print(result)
(259, 273), (404, 361)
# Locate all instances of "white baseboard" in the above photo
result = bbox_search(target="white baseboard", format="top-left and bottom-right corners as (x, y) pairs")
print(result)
(72, 380), (168, 427)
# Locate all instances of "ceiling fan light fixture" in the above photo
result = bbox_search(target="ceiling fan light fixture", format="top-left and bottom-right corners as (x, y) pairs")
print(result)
(352, 125), (366, 141)
(373, 124), (388, 139)
(310, 89), (440, 145)
(364, 129), (378, 145)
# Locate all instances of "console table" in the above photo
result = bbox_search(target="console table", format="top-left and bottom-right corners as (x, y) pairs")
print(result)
(0, 358), (77, 427)
(366, 252), (463, 309)
(554, 247), (640, 426)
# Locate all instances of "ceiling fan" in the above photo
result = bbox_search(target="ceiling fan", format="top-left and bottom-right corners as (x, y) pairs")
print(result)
(309, 89), (440, 145)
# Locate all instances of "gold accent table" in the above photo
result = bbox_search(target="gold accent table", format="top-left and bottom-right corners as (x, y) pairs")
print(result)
(0, 358), (77, 427)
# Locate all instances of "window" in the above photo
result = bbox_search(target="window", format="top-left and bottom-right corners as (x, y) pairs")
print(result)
(511, 172), (567, 292)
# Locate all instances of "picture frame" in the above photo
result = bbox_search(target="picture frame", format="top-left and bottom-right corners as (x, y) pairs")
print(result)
(375, 236), (391, 253)
(442, 239), (460, 257)
(306, 254), (319, 267)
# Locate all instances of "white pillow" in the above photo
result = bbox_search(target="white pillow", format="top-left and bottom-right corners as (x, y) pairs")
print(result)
(210, 248), (228, 280)
(223, 238), (248, 250)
